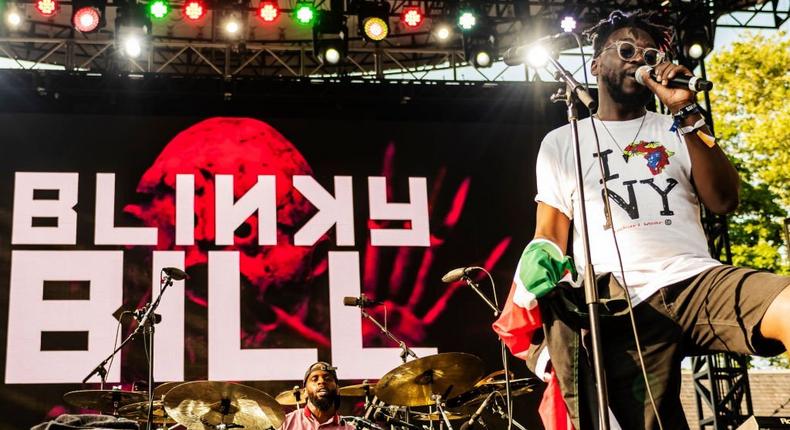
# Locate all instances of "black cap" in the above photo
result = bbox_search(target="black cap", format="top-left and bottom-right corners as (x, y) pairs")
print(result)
(303, 361), (338, 385)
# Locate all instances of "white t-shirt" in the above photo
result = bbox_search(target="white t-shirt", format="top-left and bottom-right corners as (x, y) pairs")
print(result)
(535, 111), (721, 305)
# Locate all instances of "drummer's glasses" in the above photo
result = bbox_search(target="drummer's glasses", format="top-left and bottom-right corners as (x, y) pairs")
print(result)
(601, 40), (666, 67)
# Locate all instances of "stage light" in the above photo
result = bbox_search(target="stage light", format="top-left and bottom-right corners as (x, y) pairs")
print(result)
(677, 11), (713, 68)
(475, 50), (491, 67)
(35, 0), (60, 17)
(71, 0), (105, 33)
(682, 27), (711, 60)
(313, 9), (347, 65)
(401, 6), (422, 28)
(356, 0), (389, 42)
(257, 1), (279, 22)
(560, 16), (576, 32)
(434, 23), (451, 41)
(463, 20), (495, 69)
(122, 33), (143, 57)
(525, 45), (550, 68)
(457, 11), (475, 30)
(182, 0), (205, 21)
(224, 16), (240, 34)
(5, 7), (23, 29)
(115, 0), (151, 59)
(147, 0), (170, 19)
(294, 2), (315, 25)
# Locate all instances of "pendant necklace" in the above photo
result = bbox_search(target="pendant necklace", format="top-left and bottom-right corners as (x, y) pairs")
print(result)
(593, 113), (647, 163)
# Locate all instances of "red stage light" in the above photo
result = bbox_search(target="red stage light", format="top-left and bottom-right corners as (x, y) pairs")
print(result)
(73, 6), (100, 32)
(35, 0), (59, 17)
(183, 0), (206, 21)
(401, 6), (423, 28)
(257, 1), (279, 22)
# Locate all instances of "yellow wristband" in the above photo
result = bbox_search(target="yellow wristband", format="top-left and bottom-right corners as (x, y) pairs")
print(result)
(696, 130), (717, 148)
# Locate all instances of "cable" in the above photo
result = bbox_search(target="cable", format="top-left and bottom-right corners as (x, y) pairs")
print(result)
(106, 311), (131, 381)
(573, 34), (665, 430)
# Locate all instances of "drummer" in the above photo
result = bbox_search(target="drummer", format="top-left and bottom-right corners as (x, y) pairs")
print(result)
(280, 361), (355, 430)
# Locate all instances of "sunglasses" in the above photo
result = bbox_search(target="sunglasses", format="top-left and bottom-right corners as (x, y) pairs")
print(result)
(601, 40), (666, 67)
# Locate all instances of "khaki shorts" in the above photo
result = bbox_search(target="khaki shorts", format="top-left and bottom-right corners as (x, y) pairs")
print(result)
(599, 265), (789, 429)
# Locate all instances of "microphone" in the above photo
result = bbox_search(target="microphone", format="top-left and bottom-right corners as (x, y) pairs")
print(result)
(441, 267), (474, 283)
(503, 32), (577, 66)
(459, 391), (497, 430)
(162, 267), (189, 280)
(343, 294), (382, 308)
(635, 65), (713, 92)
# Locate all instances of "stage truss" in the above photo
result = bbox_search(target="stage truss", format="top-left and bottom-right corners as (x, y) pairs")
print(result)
(0, 0), (787, 78)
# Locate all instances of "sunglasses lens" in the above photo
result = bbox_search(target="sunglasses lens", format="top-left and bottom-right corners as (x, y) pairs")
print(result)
(644, 50), (659, 66)
(618, 42), (636, 59)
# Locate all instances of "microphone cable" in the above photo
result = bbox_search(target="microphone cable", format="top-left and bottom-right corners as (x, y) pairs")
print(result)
(573, 32), (665, 430)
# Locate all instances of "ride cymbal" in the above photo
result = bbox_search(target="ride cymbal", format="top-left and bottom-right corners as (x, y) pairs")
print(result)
(275, 388), (306, 406)
(375, 352), (485, 407)
(162, 381), (285, 430)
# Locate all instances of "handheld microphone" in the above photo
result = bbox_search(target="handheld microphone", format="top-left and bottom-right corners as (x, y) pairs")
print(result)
(343, 294), (382, 308)
(459, 391), (497, 430)
(503, 32), (577, 66)
(635, 65), (713, 92)
(162, 267), (189, 280)
(441, 267), (474, 283)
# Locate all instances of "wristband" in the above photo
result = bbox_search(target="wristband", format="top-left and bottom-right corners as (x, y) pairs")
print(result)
(670, 103), (701, 133)
(678, 117), (706, 135)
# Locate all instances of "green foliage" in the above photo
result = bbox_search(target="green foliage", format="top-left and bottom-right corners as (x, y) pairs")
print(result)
(707, 32), (790, 277)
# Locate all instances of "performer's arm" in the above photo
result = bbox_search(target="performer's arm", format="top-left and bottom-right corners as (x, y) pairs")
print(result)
(534, 202), (571, 253)
(638, 64), (741, 214)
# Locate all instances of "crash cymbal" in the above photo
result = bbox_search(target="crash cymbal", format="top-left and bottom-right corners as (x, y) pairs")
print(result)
(63, 390), (147, 413)
(118, 400), (176, 424)
(163, 381), (285, 430)
(275, 387), (306, 406)
(446, 377), (538, 408)
(153, 382), (184, 399)
(475, 370), (514, 386)
(375, 352), (485, 407)
(412, 411), (470, 421)
(338, 382), (377, 397)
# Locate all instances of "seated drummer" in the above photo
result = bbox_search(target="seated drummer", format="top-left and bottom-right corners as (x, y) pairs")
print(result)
(280, 361), (355, 430)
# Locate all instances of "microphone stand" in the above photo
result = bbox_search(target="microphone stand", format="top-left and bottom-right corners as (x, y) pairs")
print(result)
(359, 308), (418, 363)
(82, 271), (175, 430)
(544, 54), (610, 430)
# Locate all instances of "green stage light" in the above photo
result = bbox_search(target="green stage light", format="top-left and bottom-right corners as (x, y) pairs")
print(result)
(458, 10), (476, 30)
(147, 0), (169, 19)
(294, 2), (315, 25)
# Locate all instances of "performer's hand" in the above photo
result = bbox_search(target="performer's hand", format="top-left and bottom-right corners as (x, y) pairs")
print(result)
(513, 240), (576, 302)
(637, 62), (697, 113)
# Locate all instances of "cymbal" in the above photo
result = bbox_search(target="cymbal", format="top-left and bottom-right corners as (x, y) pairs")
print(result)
(338, 382), (377, 397)
(275, 388), (306, 406)
(412, 411), (470, 421)
(375, 352), (485, 407)
(118, 400), (176, 424)
(63, 390), (147, 413)
(153, 382), (184, 399)
(163, 381), (285, 430)
(446, 377), (538, 408)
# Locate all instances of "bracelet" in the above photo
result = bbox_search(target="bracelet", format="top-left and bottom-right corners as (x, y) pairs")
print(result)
(670, 103), (701, 132)
(678, 117), (706, 135)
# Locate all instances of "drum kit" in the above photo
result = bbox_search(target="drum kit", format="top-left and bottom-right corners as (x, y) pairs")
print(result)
(62, 353), (538, 430)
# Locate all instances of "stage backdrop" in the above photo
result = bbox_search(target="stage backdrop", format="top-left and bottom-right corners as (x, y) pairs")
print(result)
(0, 72), (568, 429)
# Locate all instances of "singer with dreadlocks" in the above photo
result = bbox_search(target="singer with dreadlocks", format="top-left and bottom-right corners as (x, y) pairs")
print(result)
(494, 10), (790, 430)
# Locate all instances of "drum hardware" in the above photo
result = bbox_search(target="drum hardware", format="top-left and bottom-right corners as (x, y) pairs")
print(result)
(117, 400), (176, 428)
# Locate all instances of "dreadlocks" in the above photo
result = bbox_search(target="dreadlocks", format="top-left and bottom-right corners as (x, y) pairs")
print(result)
(583, 10), (674, 58)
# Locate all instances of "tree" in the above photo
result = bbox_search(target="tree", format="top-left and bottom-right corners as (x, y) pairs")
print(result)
(706, 31), (790, 276)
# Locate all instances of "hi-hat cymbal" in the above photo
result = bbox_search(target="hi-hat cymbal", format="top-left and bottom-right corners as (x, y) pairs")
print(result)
(275, 388), (306, 406)
(375, 353), (485, 407)
(412, 411), (470, 421)
(163, 381), (285, 430)
(118, 400), (176, 424)
(446, 377), (538, 408)
(63, 390), (147, 414)
(153, 382), (184, 399)
(338, 382), (377, 397)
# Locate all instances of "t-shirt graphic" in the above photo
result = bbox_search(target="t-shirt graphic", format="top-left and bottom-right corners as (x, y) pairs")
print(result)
(623, 140), (675, 175)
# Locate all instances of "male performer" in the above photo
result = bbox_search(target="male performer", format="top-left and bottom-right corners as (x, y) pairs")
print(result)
(495, 10), (790, 430)
(280, 362), (355, 430)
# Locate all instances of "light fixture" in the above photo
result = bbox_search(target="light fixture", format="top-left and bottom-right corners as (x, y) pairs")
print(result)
(257, 1), (279, 22)
(434, 22), (451, 41)
(313, 9), (347, 65)
(115, 0), (151, 59)
(355, 0), (389, 42)
(224, 16), (240, 34)
(293, 1), (315, 26)
(147, 0), (170, 19)
(35, 0), (60, 17)
(677, 10), (714, 68)
(5, 6), (23, 28)
(71, 0), (106, 33)
(182, 0), (206, 21)
(401, 6), (422, 28)
(457, 10), (475, 30)
(463, 18), (495, 68)
(560, 16), (576, 32)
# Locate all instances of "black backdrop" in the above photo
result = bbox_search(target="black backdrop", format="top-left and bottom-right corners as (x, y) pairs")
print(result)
(0, 71), (569, 429)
